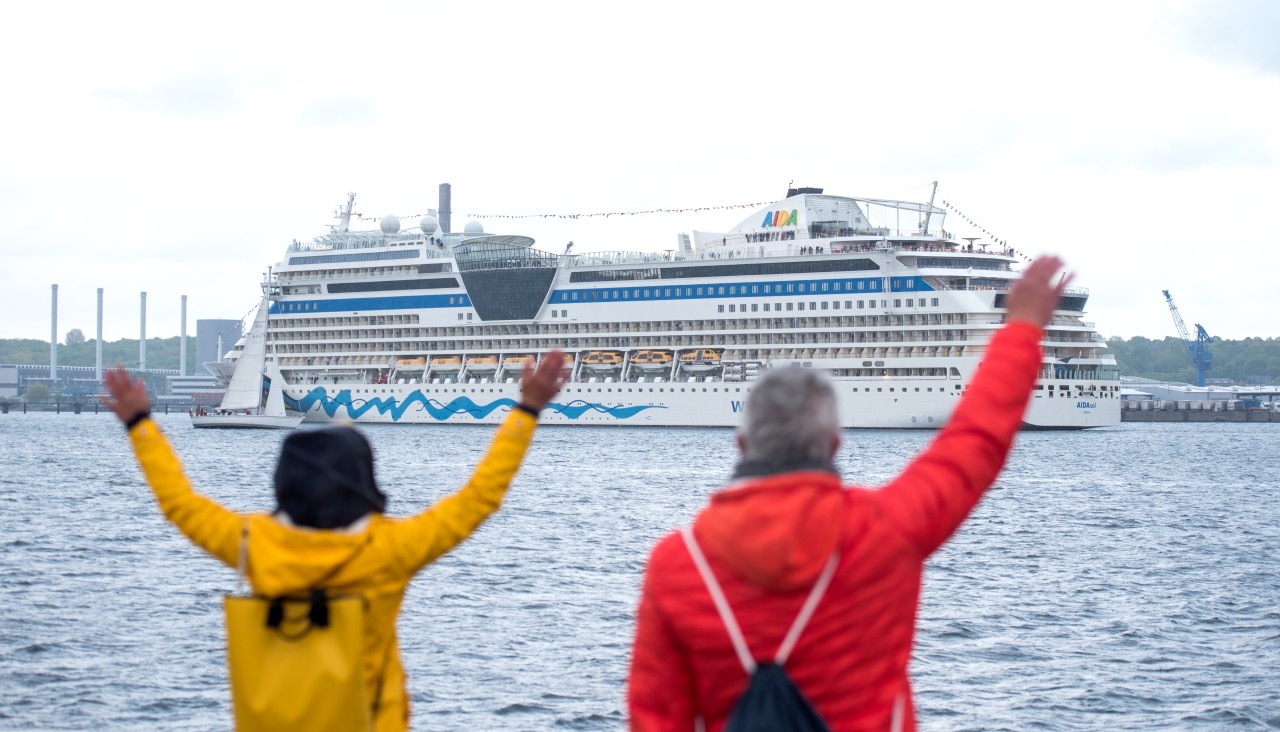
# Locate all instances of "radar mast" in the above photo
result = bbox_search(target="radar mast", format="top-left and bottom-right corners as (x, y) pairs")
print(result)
(332, 192), (358, 233)
(921, 181), (938, 234)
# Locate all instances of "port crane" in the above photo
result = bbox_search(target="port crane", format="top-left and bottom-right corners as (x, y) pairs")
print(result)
(1161, 290), (1212, 387)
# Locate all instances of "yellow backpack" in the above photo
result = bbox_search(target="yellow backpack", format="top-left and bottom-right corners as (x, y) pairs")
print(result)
(224, 526), (372, 731)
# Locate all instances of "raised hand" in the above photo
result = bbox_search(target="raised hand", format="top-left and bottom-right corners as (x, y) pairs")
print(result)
(519, 351), (567, 411)
(1006, 256), (1074, 329)
(100, 367), (152, 425)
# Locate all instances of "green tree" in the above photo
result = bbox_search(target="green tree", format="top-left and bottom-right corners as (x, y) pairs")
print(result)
(24, 382), (50, 403)
(66, 328), (86, 345)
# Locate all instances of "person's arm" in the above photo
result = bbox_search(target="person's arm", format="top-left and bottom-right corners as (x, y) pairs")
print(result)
(387, 409), (536, 573)
(876, 256), (1071, 556)
(388, 351), (565, 575)
(628, 552), (698, 732)
(102, 368), (242, 567)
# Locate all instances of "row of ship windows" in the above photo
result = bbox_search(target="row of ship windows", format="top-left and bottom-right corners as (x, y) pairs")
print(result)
(544, 298), (944, 318)
(271, 313), (976, 335)
(551, 278), (924, 302)
(279, 278), (931, 310)
(283, 264), (422, 286)
(286, 250), (422, 266)
(272, 332), (977, 360)
(272, 331), (990, 350)
(282, 295), (473, 313)
(274, 331), (979, 356)
(722, 298), (938, 313)
(271, 326), (980, 346)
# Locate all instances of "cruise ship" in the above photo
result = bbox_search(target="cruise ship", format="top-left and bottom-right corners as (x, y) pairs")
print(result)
(242, 185), (1119, 428)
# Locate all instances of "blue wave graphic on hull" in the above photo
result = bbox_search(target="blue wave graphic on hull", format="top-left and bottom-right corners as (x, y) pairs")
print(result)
(284, 388), (666, 422)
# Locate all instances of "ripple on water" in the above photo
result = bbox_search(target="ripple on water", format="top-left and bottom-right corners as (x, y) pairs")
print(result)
(1, 416), (1278, 729)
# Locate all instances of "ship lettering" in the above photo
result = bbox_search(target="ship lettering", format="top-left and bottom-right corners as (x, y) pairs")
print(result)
(761, 209), (798, 227)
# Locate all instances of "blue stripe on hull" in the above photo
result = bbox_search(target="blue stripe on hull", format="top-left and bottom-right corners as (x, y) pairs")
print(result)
(284, 388), (666, 422)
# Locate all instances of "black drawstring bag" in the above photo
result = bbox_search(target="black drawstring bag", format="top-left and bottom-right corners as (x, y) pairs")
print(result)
(724, 662), (828, 731)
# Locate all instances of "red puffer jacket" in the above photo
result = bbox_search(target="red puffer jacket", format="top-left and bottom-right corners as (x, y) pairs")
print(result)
(628, 322), (1044, 732)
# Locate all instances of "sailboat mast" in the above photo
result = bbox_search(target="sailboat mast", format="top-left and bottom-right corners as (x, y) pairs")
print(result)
(263, 267), (275, 369)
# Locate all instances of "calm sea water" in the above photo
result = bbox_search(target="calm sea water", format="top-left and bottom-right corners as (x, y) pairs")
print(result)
(1, 414), (1277, 730)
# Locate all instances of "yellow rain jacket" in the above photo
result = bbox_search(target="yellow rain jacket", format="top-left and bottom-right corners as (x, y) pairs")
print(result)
(127, 411), (538, 731)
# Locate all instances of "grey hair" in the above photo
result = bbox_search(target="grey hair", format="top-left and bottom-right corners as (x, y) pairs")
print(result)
(739, 367), (840, 465)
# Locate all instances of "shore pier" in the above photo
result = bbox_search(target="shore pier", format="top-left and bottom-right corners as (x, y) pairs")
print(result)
(1122, 404), (1280, 423)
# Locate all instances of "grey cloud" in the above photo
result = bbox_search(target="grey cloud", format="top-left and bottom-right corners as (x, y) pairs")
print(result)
(93, 70), (238, 116)
(1163, 0), (1280, 76)
(299, 97), (381, 127)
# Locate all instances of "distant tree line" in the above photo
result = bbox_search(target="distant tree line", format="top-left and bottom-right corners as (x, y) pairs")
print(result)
(0, 335), (196, 372)
(1107, 336), (1280, 385)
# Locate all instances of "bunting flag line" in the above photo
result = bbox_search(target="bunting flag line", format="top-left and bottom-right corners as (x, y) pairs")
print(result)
(941, 200), (1009, 248)
(464, 201), (771, 220)
(357, 200), (772, 222)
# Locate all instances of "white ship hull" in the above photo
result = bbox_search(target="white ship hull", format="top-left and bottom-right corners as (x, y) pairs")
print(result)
(282, 371), (1118, 428)
(192, 413), (304, 429)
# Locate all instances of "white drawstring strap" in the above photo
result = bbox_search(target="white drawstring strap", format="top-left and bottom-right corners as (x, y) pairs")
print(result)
(682, 526), (842, 670)
(774, 552), (839, 664)
(681, 526), (757, 673)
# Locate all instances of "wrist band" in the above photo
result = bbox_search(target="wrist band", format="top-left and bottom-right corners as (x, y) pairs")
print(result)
(514, 403), (541, 418)
(125, 411), (152, 430)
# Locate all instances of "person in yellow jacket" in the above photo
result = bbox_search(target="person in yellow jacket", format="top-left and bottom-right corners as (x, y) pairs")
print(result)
(100, 351), (566, 731)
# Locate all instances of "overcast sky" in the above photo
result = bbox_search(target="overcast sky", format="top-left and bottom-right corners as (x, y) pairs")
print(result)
(2, 0), (1277, 343)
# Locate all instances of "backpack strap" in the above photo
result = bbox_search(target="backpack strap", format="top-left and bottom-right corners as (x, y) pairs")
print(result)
(775, 552), (839, 664)
(681, 526), (757, 673)
(681, 526), (841, 670)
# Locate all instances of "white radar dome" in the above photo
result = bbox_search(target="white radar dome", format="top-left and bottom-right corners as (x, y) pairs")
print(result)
(464, 220), (485, 234)
(419, 215), (439, 234)
(380, 214), (401, 234)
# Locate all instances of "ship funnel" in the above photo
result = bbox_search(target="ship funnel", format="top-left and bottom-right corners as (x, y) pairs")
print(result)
(180, 295), (188, 376)
(140, 291), (147, 372)
(96, 288), (104, 381)
(439, 183), (452, 234)
(50, 284), (58, 384)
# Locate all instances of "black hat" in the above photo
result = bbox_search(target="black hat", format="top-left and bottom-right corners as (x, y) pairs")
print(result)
(273, 427), (387, 529)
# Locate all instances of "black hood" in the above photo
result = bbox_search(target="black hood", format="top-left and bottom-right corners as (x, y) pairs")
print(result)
(273, 427), (387, 529)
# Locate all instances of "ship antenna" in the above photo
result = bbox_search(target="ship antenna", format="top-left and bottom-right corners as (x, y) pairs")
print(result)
(922, 181), (939, 234)
(331, 192), (357, 233)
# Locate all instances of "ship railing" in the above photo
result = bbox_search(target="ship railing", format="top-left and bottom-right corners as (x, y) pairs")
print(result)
(562, 239), (979, 268)
(1048, 318), (1096, 328)
(287, 236), (456, 258)
(927, 283), (1090, 297)
(915, 259), (1012, 271)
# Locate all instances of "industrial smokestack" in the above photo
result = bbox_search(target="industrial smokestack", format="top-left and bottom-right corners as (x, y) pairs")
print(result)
(140, 291), (147, 372)
(50, 284), (58, 384)
(438, 183), (452, 234)
(96, 288), (104, 381)
(180, 295), (188, 376)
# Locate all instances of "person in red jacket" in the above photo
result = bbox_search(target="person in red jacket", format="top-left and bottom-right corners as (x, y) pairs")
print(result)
(627, 256), (1073, 731)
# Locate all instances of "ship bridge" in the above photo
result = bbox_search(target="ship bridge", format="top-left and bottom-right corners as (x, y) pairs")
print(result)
(453, 237), (560, 321)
